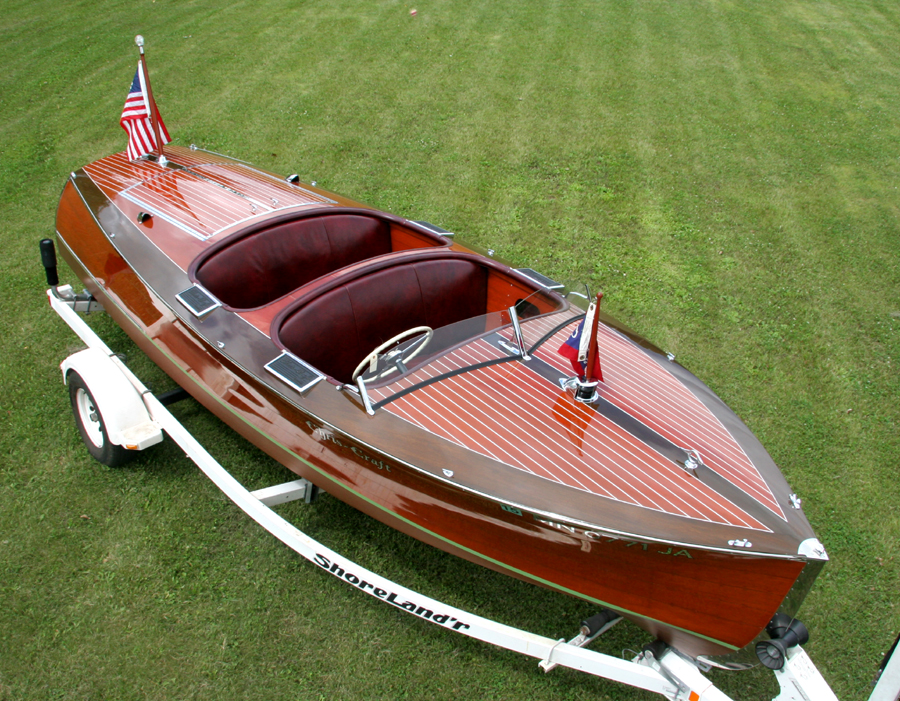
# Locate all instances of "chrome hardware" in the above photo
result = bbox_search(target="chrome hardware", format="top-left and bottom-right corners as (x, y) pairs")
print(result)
(311, 181), (317, 186)
(666, 352), (675, 362)
(789, 493), (802, 509)
(507, 305), (530, 360)
(574, 380), (599, 403)
(798, 538), (828, 560)
(514, 268), (564, 290)
(496, 338), (521, 356)
(728, 539), (753, 548)
(286, 174), (300, 183)
(216, 341), (225, 349)
(442, 469), (454, 478)
(487, 249), (495, 256)
(412, 220), (454, 238)
(538, 610), (621, 673)
(681, 449), (703, 474)
(562, 376), (599, 404)
(356, 376), (375, 416)
(52, 285), (103, 313)
(137, 211), (152, 223)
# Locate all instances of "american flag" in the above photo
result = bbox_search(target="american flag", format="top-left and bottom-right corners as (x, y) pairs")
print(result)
(120, 63), (170, 161)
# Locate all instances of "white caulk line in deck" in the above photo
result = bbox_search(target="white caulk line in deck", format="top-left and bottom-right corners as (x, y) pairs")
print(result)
(404, 356), (594, 489)
(435, 344), (715, 517)
(382, 338), (727, 521)
(512, 365), (763, 528)
(88, 155), (311, 238)
(444, 343), (645, 497)
(118, 192), (210, 241)
(595, 352), (783, 517)
(428, 350), (630, 500)
(392, 345), (547, 478)
(375, 334), (766, 528)
(196, 164), (332, 206)
(596, 358), (758, 483)
(411, 351), (759, 527)
(560, 348), (781, 518)
(532, 319), (784, 518)
(449, 336), (765, 528)
(596, 328), (751, 464)
(386, 383), (540, 477)
(450, 345), (693, 513)
(535, 321), (735, 458)
(405, 343), (601, 490)
(86, 158), (233, 235)
(506, 363), (761, 527)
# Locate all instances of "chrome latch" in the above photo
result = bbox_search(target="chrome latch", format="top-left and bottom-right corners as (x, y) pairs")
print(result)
(680, 448), (704, 475)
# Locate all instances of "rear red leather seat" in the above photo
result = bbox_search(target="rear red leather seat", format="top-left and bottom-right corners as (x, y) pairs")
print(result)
(195, 215), (391, 309)
(277, 257), (489, 382)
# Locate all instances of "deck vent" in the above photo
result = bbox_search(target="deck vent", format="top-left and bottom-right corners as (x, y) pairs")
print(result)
(412, 220), (454, 238)
(265, 352), (325, 394)
(176, 285), (221, 318)
(514, 268), (564, 290)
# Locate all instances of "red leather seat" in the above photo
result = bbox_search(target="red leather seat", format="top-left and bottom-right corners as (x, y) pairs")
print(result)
(277, 257), (489, 382)
(195, 215), (392, 309)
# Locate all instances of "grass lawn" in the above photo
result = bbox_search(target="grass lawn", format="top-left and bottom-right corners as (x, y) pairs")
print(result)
(1, 0), (898, 699)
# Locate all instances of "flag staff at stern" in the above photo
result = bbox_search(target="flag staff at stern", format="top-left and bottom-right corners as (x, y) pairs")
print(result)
(120, 35), (171, 165)
(558, 292), (604, 402)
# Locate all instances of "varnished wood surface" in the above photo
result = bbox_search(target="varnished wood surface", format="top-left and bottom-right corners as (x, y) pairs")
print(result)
(53, 149), (824, 658)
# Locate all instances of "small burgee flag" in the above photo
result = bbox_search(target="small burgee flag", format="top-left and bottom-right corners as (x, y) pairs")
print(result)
(558, 300), (603, 381)
(120, 64), (170, 160)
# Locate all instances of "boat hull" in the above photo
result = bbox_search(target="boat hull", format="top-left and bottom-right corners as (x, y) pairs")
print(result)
(53, 149), (824, 658)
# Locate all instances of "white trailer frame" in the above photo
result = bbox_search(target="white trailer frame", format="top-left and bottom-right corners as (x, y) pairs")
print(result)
(49, 288), (895, 701)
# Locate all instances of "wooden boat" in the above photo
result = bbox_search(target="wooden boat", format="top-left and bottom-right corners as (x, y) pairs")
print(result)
(53, 143), (827, 661)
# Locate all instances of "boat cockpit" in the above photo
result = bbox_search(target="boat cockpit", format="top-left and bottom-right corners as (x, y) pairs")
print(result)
(187, 209), (572, 394)
(190, 209), (451, 310)
(272, 250), (567, 386)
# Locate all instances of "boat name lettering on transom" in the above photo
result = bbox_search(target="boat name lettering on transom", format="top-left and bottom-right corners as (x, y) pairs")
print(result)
(306, 421), (391, 471)
(534, 517), (692, 558)
(313, 554), (470, 630)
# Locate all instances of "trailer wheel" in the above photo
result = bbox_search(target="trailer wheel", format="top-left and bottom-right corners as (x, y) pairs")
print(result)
(68, 371), (131, 467)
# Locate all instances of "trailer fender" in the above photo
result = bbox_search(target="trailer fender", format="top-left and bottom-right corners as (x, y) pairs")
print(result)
(61, 348), (163, 450)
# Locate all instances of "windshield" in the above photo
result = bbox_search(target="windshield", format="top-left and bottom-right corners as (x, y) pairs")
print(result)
(353, 291), (584, 411)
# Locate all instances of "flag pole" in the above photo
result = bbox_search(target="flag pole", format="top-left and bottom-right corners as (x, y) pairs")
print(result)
(134, 35), (167, 167)
(570, 291), (604, 403)
(584, 292), (603, 383)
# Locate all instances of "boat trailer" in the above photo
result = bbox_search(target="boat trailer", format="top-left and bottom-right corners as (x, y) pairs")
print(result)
(46, 284), (899, 701)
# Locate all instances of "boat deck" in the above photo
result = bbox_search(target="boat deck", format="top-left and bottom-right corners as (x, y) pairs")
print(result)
(368, 310), (780, 530)
(79, 148), (786, 533)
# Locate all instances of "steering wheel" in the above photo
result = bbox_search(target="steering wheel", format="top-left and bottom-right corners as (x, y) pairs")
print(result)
(351, 326), (433, 381)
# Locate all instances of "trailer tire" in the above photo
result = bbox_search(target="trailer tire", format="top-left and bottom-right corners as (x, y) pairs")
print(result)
(68, 371), (131, 467)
